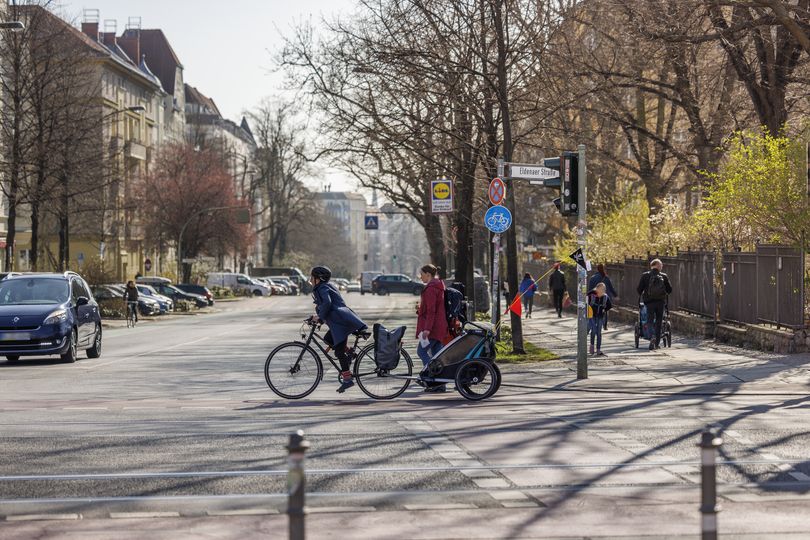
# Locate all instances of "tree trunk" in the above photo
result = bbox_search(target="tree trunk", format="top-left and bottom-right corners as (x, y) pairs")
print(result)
(424, 213), (446, 279)
(30, 200), (39, 271)
(491, 0), (524, 353)
(58, 173), (70, 271)
(454, 166), (476, 299)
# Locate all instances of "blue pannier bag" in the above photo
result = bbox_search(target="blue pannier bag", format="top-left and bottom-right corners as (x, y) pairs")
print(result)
(373, 323), (406, 370)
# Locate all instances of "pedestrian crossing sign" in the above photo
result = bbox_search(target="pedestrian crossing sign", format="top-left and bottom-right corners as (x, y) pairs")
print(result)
(365, 215), (379, 230)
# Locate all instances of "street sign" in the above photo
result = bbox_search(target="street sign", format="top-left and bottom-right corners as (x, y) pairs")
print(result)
(484, 205), (512, 234)
(182, 258), (197, 264)
(144, 258), (152, 272)
(488, 177), (506, 205)
(507, 163), (560, 181)
(364, 215), (379, 230)
(431, 179), (454, 214)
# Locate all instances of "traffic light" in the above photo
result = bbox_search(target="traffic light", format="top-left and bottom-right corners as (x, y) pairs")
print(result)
(541, 153), (578, 217)
(559, 151), (579, 216)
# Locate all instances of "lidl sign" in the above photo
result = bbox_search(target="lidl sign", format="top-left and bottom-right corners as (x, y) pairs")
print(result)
(431, 179), (453, 214)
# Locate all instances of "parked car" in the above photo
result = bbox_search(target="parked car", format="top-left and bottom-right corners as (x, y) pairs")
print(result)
(135, 284), (174, 313)
(0, 272), (21, 281)
(267, 276), (298, 295)
(94, 285), (161, 316)
(264, 278), (288, 296)
(360, 271), (382, 295)
(135, 277), (208, 309)
(175, 284), (214, 306)
(346, 280), (361, 293)
(250, 267), (311, 293)
(206, 272), (270, 296)
(372, 274), (424, 295)
(0, 272), (102, 363)
(333, 278), (349, 291)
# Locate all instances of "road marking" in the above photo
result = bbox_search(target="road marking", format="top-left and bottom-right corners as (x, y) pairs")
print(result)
(488, 490), (529, 501)
(307, 506), (376, 513)
(723, 430), (808, 483)
(62, 407), (108, 411)
(500, 501), (539, 508)
(403, 503), (477, 510)
(5, 513), (80, 521)
(110, 511), (180, 519)
(205, 509), (279, 516)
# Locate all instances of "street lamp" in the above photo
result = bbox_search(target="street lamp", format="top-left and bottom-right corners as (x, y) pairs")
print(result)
(177, 205), (250, 283)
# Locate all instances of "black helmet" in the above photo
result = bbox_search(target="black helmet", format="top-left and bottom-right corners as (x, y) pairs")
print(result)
(310, 266), (332, 282)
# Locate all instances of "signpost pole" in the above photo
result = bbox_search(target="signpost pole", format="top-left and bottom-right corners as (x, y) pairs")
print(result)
(576, 145), (588, 379)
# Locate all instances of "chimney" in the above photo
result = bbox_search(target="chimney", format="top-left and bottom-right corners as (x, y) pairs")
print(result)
(81, 9), (100, 41)
(118, 30), (140, 66)
(101, 20), (117, 48)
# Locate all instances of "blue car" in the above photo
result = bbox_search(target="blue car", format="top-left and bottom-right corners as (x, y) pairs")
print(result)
(0, 272), (102, 364)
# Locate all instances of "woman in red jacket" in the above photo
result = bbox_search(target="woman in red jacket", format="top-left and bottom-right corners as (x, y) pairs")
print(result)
(416, 264), (448, 389)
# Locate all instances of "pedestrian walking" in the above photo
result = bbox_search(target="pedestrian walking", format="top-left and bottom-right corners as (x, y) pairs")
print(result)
(636, 259), (672, 350)
(519, 272), (537, 319)
(549, 263), (567, 318)
(416, 264), (448, 392)
(588, 264), (618, 329)
(587, 282), (612, 356)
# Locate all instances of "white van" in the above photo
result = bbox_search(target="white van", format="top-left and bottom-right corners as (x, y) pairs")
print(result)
(207, 272), (270, 296)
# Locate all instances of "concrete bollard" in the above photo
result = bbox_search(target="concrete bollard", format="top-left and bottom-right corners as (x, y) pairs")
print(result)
(287, 430), (310, 540)
(699, 426), (723, 540)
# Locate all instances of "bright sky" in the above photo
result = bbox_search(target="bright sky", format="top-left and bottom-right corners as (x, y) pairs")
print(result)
(57, 0), (360, 193)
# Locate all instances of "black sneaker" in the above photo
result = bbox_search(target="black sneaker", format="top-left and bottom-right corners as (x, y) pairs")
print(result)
(649, 341), (655, 351)
(424, 385), (446, 393)
(337, 378), (355, 393)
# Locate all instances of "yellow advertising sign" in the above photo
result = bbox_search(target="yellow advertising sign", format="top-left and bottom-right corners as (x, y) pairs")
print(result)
(431, 179), (453, 213)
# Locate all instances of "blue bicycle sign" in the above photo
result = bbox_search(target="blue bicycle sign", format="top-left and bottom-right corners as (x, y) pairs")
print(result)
(484, 205), (512, 233)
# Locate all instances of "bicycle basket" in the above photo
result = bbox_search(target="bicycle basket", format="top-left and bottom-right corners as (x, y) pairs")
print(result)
(373, 323), (406, 370)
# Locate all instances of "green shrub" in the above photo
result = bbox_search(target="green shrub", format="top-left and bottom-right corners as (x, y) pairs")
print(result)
(99, 298), (125, 319)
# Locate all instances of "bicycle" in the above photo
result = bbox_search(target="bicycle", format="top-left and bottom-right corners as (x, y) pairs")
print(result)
(264, 319), (413, 399)
(126, 301), (138, 328)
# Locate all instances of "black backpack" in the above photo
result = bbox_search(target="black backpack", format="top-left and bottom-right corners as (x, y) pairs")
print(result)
(444, 287), (466, 326)
(645, 272), (668, 301)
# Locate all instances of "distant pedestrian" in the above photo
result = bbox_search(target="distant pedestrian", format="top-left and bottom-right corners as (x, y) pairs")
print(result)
(549, 263), (567, 318)
(636, 259), (672, 350)
(588, 264), (618, 329)
(587, 283), (612, 356)
(519, 272), (537, 319)
(416, 264), (448, 392)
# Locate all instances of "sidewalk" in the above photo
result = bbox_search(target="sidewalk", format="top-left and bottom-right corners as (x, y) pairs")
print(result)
(517, 307), (810, 394)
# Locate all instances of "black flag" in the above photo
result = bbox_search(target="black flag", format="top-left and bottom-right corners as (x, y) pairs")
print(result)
(569, 248), (589, 270)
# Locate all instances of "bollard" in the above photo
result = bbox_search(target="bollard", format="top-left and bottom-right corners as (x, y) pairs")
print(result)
(699, 426), (723, 540)
(287, 430), (310, 540)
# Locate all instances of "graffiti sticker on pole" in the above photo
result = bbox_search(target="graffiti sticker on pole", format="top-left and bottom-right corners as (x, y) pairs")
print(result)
(488, 177), (506, 205)
(431, 179), (454, 214)
(484, 205), (512, 234)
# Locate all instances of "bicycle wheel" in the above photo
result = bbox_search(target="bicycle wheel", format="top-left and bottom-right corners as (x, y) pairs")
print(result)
(264, 342), (323, 399)
(455, 359), (498, 401)
(353, 343), (412, 399)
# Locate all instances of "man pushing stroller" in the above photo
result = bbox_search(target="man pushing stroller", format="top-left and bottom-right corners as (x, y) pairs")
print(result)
(636, 259), (672, 350)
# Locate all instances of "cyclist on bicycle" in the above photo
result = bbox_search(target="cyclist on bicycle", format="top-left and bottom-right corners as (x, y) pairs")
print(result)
(309, 266), (367, 393)
(123, 280), (139, 323)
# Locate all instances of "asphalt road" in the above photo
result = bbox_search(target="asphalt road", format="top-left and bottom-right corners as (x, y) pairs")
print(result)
(1, 293), (809, 538)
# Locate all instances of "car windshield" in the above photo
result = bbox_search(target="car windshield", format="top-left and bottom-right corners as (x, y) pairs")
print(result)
(0, 278), (70, 305)
(139, 285), (158, 295)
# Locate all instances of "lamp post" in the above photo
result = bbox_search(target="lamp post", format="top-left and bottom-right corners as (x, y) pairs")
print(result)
(177, 205), (250, 283)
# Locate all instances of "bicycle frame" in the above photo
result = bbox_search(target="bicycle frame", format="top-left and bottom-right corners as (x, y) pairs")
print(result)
(295, 321), (367, 376)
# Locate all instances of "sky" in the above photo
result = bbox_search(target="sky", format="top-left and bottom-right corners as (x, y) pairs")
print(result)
(57, 0), (359, 192)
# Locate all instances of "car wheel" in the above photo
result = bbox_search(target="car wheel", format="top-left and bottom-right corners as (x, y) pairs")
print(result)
(61, 329), (78, 363)
(378, 288), (388, 296)
(86, 325), (102, 359)
(413, 287), (422, 295)
(6, 355), (19, 363)
(253, 289), (263, 297)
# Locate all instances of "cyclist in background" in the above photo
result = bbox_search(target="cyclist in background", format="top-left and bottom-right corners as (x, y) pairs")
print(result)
(123, 280), (139, 324)
(309, 266), (368, 393)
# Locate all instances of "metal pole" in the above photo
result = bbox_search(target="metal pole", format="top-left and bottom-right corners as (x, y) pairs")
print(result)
(699, 425), (722, 540)
(287, 430), (310, 540)
(491, 158), (505, 336)
(576, 144), (588, 379)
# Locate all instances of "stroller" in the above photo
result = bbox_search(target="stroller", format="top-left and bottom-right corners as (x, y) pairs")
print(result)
(634, 299), (672, 348)
(419, 321), (501, 401)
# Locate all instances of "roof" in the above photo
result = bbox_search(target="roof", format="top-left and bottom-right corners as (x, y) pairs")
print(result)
(184, 84), (221, 117)
(121, 28), (184, 94)
(314, 192), (368, 202)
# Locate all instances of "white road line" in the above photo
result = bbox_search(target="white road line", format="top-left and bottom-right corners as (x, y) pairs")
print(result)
(5, 513), (80, 521)
(403, 503), (477, 510)
(205, 509), (279, 516)
(109, 511), (180, 519)
(723, 430), (808, 483)
(307, 506), (376, 513)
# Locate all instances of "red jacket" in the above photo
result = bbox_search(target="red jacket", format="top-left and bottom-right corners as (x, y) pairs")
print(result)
(416, 278), (448, 340)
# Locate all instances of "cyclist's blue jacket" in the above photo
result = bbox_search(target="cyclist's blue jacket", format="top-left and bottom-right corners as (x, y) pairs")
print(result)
(313, 281), (366, 345)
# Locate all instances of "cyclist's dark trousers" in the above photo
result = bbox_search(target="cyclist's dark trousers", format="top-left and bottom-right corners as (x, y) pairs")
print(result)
(645, 300), (665, 346)
(128, 302), (138, 322)
(324, 331), (350, 372)
(553, 289), (565, 316)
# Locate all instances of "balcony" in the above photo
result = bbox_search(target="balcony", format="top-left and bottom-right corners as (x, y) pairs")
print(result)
(125, 141), (147, 161)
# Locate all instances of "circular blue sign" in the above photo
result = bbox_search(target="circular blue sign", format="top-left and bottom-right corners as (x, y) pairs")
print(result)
(484, 205), (512, 233)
